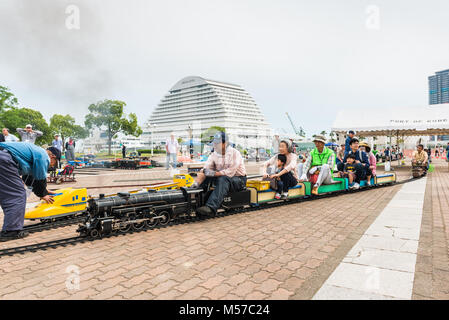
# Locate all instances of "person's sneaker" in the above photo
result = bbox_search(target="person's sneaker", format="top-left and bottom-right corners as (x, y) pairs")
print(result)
(191, 182), (200, 188)
(351, 183), (360, 190)
(274, 193), (281, 200)
(281, 192), (289, 199)
(0, 230), (29, 241)
(367, 180), (371, 186)
(196, 206), (215, 217)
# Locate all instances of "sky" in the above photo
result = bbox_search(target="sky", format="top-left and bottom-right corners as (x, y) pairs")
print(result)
(0, 0), (448, 137)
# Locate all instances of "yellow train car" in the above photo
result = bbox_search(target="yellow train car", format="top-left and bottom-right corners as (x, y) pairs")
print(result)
(25, 188), (88, 220)
(25, 174), (195, 221)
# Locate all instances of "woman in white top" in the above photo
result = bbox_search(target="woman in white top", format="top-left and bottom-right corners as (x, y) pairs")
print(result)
(262, 140), (298, 199)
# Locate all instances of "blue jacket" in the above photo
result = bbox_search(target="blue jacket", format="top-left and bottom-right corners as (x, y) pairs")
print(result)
(0, 142), (49, 180)
(343, 149), (370, 170)
(344, 136), (352, 155)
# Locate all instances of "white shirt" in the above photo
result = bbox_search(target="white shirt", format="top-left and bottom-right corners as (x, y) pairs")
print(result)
(166, 138), (179, 154)
(4, 134), (19, 142)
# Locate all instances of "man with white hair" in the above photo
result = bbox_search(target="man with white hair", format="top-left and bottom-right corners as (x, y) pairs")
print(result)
(16, 124), (43, 144)
(2, 128), (19, 142)
(165, 132), (179, 170)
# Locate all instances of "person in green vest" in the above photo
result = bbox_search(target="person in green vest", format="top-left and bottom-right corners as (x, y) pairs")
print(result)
(298, 135), (335, 195)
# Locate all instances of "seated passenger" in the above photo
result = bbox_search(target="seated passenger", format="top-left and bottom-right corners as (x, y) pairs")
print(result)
(337, 154), (359, 189)
(337, 138), (371, 181)
(336, 144), (345, 167)
(297, 153), (306, 178)
(344, 131), (355, 156)
(262, 140), (298, 199)
(194, 132), (247, 217)
(412, 144), (428, 172)
(359, 142), (376, 185)
(298, 135), (335, 195)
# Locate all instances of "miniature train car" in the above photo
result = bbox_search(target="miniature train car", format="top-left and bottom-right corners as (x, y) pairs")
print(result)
(77, 172), (398, 237)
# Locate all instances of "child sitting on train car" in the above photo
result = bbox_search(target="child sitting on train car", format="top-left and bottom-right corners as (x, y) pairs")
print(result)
(272, 154), (288, 199)
(338, 154), (359, 189)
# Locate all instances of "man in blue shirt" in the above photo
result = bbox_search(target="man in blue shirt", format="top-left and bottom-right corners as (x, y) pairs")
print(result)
(0, 142), (60, 240)
(344, 130), (355, 156)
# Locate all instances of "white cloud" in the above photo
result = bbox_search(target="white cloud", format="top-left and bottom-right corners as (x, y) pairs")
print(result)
(0, 0), (448, 136)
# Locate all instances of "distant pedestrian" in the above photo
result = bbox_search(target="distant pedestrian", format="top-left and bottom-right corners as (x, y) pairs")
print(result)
(426, 148), (432, 163)
(2, 128), (19, 142)
(165, 132), (179, 170)
(52, 134), (63, 168)
(122, 144), (127, 159)
(16, 124), (43, 144)
(65, 138), (76, 162)
(272, 134), (280, 154)
(446, 143), (449, 162)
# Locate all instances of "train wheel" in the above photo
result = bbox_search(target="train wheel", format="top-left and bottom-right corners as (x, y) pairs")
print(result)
(89, 229), (100, 238)
(131, 214), (145, 230)
(158, 210), (171, 226)
(119, 217), (132, 233)
(145, 213), (159, 228)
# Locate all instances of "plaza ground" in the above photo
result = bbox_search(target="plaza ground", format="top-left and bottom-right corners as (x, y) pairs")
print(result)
(0, 159), (448, 299)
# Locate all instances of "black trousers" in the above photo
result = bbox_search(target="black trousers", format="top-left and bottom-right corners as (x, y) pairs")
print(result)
(337, 162), (366, 183)
(200, 176), (247, 212)
(276, 171), (298, 193)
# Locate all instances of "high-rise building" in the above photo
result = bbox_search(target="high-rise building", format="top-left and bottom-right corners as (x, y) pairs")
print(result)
(429, 69), (449, 105)
(143, 76), (273, 149)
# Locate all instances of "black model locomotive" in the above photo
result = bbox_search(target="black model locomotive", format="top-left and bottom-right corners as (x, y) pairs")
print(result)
(78, 186), (250, 237)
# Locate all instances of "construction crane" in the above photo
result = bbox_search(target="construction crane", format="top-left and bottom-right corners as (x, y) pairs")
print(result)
(286, 112), (305, 137)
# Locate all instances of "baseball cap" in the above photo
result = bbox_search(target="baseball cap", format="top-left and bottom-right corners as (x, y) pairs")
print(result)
(26, 124), (32, 128)
(209, 131), (228, 146)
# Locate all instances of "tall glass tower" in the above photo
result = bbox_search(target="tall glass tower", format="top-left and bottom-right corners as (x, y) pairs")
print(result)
(429, 69), (449, 105)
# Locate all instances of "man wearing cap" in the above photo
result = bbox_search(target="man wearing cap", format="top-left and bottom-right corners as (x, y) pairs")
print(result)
(2, 128), (19, 142)
(344, 131), (355, 157)
(194, 132), (247, 217)
(298, 135), (335, 195)
(0, 142), (60, 240)
(16, 124), (43, 144)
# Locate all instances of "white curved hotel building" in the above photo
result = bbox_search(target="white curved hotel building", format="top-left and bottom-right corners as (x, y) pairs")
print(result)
(143, 76), (273, 149)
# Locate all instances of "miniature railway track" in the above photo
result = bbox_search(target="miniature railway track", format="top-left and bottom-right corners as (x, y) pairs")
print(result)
(0, 175), (422, 258)
(22, 216), (87, 234)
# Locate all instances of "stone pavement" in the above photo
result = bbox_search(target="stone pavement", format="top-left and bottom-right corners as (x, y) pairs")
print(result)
(0, 161), (446, 300)
(313, 177), (427, 299)
(412, 161), (449, 299)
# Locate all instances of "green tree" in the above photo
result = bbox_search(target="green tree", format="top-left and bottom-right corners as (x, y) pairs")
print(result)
(320, 130), (327, 138)
(0, 107), (51, 144)
(84, 99), (142, 155)
(50, 114), (88, 150)
(0, 86), (18, 112)
(200, 126), (226, 143)
(0, 86), (19, 127)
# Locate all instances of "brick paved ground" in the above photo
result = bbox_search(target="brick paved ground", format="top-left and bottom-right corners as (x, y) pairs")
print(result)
(413, 160), (449, 299)
(0, 161), (432, 300)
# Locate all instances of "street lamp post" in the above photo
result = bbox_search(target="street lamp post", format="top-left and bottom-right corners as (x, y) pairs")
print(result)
(147, 123), (157, 158)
